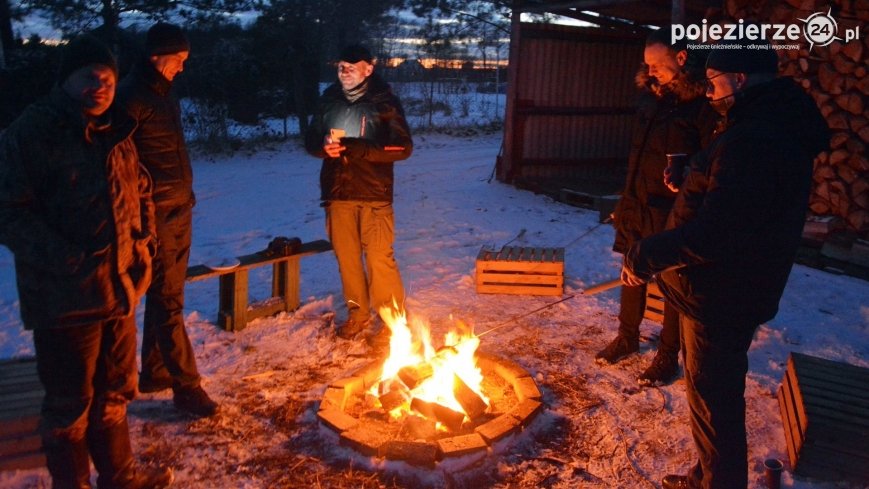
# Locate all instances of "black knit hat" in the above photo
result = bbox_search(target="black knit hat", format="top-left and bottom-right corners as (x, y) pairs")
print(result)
(339, 44), (373, 64)
(57, 34), (118, 83)
(146, 22), (190, 55)
(706, 39), (779, 74)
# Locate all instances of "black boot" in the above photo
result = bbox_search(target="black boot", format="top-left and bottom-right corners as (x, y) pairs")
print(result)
(87, 418), (173, 489)
(637, 349), (679, 386)
(43, 436), (92, 489)
(594, 334), (639, 365)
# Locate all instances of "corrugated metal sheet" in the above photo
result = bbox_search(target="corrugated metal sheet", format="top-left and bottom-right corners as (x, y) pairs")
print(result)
(501, 23), (645, 194)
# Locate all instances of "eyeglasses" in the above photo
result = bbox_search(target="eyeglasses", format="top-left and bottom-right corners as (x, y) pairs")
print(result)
(705, 72), (729, 91)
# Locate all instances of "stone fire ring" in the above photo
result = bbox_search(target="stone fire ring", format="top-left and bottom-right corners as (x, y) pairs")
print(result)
(317, 352), (544, 468)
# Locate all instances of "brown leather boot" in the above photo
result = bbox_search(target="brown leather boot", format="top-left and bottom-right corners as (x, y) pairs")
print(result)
(87, 418), (173, 489)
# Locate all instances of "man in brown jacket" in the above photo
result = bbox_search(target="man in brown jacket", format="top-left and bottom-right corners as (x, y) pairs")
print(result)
(0, 35), (172, 489)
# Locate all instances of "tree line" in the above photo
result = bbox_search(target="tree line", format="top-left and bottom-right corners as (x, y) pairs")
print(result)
(0, 0), (511, 146)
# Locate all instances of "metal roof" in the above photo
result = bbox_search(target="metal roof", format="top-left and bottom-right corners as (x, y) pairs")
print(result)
(512, 0), (722, 30)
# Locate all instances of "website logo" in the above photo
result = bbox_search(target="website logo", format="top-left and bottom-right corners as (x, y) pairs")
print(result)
(799, 9), (843, 49)
(671, 12), (861, 51)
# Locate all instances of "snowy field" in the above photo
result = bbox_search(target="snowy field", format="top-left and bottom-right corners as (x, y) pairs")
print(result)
(1, 133), (867, 488)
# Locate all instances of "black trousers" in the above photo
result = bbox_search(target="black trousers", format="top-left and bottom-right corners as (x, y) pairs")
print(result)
(681, 315), (757, 489)
(141, 203), (200, 389)
(617, 283), (680, 358)
(33, 316), (137, 444)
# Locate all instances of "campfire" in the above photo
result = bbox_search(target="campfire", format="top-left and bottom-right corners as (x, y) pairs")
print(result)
(318, 307), (544, 467)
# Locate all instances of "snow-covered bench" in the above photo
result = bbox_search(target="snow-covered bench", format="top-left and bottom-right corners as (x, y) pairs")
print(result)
(186, 239), (332, 332)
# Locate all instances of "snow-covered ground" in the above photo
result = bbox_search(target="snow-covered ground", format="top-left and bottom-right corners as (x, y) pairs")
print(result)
(1, 133), (867, 488)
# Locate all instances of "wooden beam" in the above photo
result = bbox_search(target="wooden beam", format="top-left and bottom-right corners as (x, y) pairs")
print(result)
(517, 0), (639, 15)
(672, 0), (685, 24)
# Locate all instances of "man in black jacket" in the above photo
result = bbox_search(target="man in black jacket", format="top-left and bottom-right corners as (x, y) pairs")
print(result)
(117, 23), (217, 417)
(0, 35), (172, 489)
(305, 44), (413, 339)
(598, 28), (716, 386)
(623, 39), (829, 489)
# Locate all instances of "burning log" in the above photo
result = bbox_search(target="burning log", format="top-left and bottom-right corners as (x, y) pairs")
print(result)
(401, 414), (438, 440)
(453, 374), (487, 420)
(410, 398), (465, 432)
(378, 379), (410, 412)
(398, 363), (434, 390)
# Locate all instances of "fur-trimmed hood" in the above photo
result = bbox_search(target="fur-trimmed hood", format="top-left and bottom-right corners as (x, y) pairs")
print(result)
(635, 66), (706, 102)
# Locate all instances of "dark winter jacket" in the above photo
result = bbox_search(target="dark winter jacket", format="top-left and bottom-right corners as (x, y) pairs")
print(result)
(305, 73), (413, 202)
(0, 86), (155, 329)
(612, 69), (718, 254)
(116, 57), (194, 210)
(624, 78), (829, 325)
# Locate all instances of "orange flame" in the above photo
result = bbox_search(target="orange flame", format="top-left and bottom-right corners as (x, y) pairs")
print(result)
(374, 306), (489, 425)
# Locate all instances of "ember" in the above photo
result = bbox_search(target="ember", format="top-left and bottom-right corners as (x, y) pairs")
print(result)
(318, 307), (544, 466)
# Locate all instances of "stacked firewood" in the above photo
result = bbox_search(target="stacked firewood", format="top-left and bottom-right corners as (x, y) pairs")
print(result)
(727, 0), (869, 233)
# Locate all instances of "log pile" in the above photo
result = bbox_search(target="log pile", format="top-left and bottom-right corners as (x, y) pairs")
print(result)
(727, 0), (869, 234)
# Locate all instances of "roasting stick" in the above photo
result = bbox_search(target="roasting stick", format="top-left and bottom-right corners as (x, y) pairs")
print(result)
(475, 277), (622, 338)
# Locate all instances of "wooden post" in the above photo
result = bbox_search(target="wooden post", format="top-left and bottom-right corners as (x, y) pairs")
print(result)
(218, 269), (248, 332)
(272, 255), (301, 312)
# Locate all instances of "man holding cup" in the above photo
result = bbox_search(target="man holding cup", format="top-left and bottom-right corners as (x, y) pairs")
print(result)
(305, 44), (413, 340)
(598, 28), (716, 386)
(623, 38), (829, 488)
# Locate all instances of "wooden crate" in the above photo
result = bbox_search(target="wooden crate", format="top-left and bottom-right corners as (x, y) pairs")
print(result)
(0, 358), (45, 472)
(777, 352), (869, 482)
(475, 246), (564, 296)
(644, 281), (665, 324)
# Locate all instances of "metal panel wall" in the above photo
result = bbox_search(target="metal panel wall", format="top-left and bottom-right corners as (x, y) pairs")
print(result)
(500, 22), (645, 195)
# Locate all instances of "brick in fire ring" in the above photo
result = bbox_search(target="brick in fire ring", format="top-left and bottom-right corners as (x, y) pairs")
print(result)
(317, 408), (358, 433)
(513, 376), (541, 402)
(474, 414), (522, 444)
(436, 433), (489, 458)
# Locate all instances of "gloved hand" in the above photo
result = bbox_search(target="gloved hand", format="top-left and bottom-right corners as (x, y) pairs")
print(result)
(620, 263), (646, 287)
(340, 137), (369, 159)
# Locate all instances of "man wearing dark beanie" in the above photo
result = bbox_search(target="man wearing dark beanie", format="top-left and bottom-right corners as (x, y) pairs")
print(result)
(117, 23), (218, 418)
(622, 37), (829, 488)
(0, 34), (173, 488)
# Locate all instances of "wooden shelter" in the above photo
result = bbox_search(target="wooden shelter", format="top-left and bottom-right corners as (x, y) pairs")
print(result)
(498, 0), (720, 204)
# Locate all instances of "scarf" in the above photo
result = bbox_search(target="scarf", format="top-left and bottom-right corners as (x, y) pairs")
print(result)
(343, 78), (369, 103)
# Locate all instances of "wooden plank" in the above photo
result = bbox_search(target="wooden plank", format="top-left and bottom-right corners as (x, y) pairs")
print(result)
(476, 261), (564, 274)
(476, 284), (563, 296)
(795, 443), (869, 479)
(778, 385), (800, 469)
(788, 361), (869, 430)
(791, 352), (869, 382)
(790, 362), (869, 397)
(186, 239), (332, 282)
(477, 273), (563, 286)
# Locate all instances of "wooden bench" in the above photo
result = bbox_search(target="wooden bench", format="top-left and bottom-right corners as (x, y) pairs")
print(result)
(0, 357), (44, 472)
(186, 239), (332, 332)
